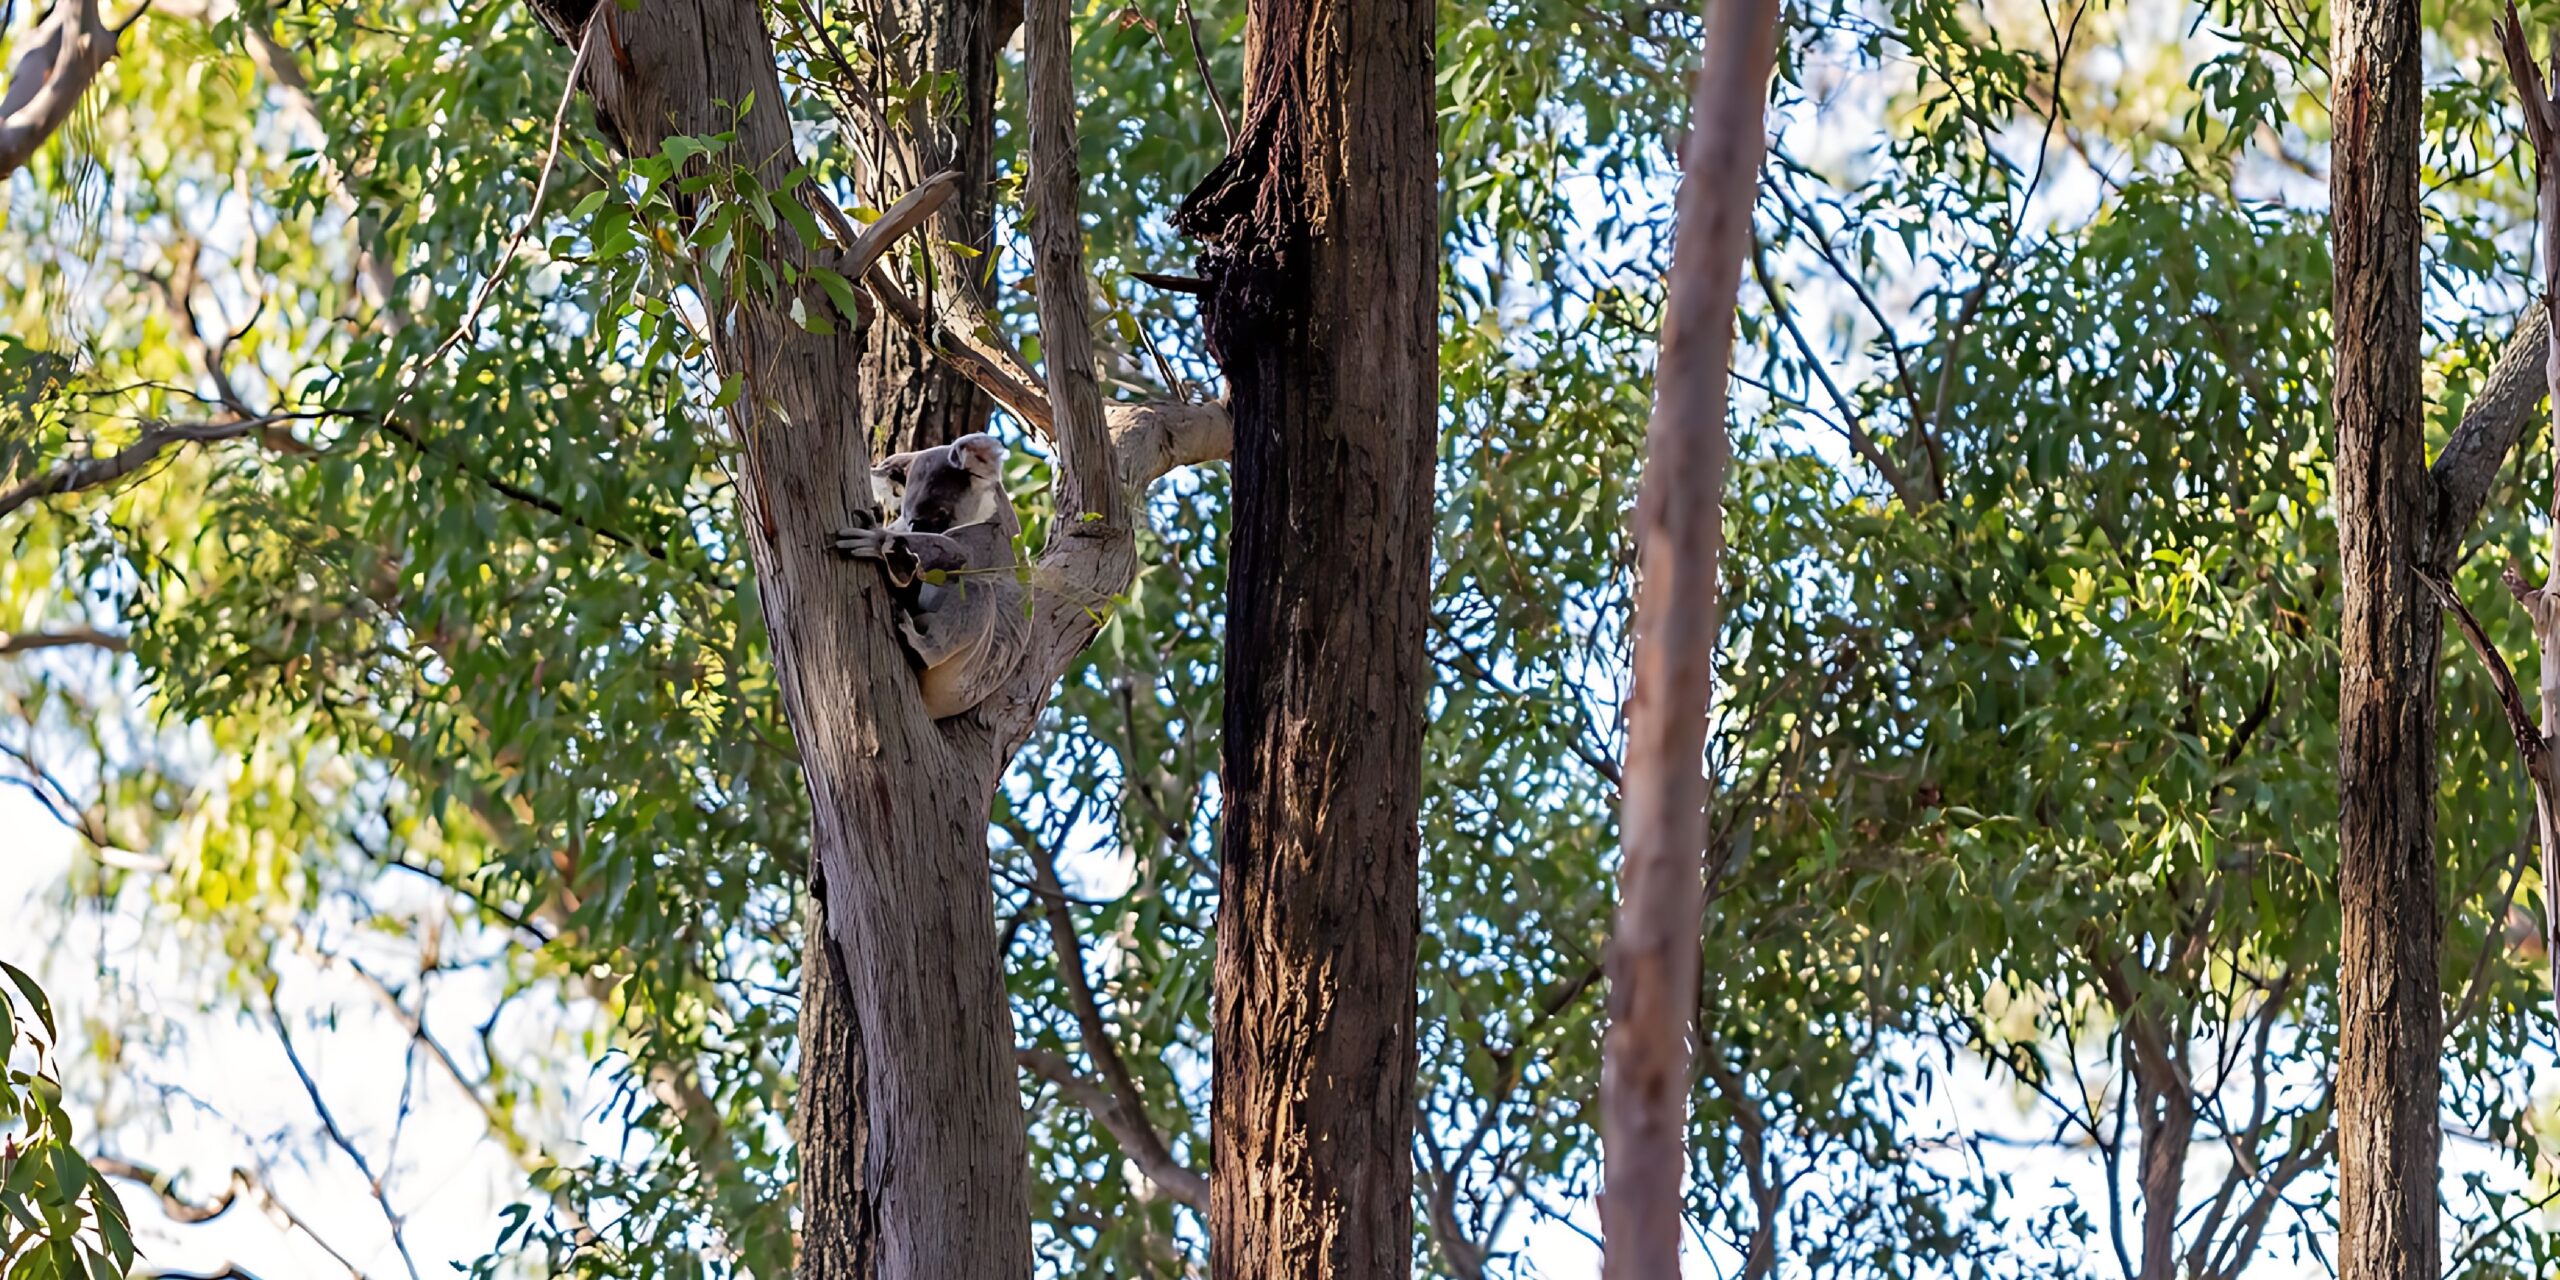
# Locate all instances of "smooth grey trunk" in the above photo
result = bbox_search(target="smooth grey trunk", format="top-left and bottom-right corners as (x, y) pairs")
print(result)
(1598, 2), (1774, 1277)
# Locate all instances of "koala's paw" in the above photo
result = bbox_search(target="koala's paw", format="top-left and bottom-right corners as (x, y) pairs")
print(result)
(831, 523), (890, 559)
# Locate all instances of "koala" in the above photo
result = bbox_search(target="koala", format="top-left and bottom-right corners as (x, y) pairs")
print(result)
(834, 432), (1027, 719)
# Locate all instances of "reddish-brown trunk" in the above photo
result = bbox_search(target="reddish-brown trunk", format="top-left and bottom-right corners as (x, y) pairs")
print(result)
(2332, 0), (2442, 1275)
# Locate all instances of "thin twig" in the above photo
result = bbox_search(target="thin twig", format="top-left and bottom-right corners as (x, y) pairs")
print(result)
(265, 991), (424, 1280)
(1174, 0), (1232, 149)
(424, 18), (599, 370)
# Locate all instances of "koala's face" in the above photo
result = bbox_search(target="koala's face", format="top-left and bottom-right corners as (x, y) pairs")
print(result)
(879, 433), (1006, 533)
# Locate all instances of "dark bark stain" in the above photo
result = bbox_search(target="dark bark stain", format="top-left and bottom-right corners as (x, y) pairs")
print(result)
(1178, 0), (1437, 1276)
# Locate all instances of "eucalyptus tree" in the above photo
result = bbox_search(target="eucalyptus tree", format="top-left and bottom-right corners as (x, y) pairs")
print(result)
(12, 2), (2560, 1280)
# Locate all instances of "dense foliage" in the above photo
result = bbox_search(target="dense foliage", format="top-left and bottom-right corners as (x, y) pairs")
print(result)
(7, 0), (2560, 1276)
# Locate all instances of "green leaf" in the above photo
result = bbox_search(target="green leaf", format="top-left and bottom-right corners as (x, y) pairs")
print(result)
(810, 267), (866, 327)
(776, 197), (827, 251)
(0, 965), (52, 1042)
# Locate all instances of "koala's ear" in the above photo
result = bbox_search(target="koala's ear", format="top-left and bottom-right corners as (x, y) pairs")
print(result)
(951, 433), (1005, 476)
(874, 450), (921, 484)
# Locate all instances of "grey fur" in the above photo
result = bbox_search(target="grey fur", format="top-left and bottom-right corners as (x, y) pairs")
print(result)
(834, 433), (1027, 718)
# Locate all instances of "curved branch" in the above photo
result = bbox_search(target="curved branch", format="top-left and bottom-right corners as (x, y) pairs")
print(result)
(0, 0), (128, 180)
(970, 397), (1231, 753)
(1015, 1048), (1207, 1209)
(91, 1157), (247, 1224)
(1012, 817), (1207, 1210)
(0, 417), (274, 519)
(2430, 300), (2552, 568)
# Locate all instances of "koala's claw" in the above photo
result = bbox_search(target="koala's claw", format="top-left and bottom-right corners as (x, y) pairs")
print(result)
(832, 524), (888, 558)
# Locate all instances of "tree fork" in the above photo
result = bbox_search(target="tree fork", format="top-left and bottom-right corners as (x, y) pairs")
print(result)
(531, 2), (1033, 1276)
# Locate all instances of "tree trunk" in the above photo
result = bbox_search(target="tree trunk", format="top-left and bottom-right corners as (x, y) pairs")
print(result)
(2133, 1049), (2194, 1280)
(1173, 0), (1437, 1272)
(854, 0), (1013, 459)
(796, 869), (877, 1280)
(2332, 0), (2441, 1274)
(539, 3), (1035, 1277)
(804, 0), (1007, 1270)
(1597, 3), (1772, 1277)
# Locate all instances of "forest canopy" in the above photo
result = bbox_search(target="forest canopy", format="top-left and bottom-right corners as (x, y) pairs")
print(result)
(4, 0), (2559, 1277)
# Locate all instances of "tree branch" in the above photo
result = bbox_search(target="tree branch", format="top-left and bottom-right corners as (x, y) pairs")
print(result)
(2430, 300), (2552, 568)
(90, 1157), (246, 1224)
(0, 627), (126, 655)
(265, 990), (424, 1280)
(0, 417), (276, 519)
(1016, 1048), (1207, 1209)
(0, 0), (128, 180)
(1010, 816), (1207, 1210)
(956, 0), (1240, 753)
(2420, 567), (2549, 779)
(864, 266), (1056, 433)
(1022, 0), (1117, 533)
(1747, 238), (1929, 510)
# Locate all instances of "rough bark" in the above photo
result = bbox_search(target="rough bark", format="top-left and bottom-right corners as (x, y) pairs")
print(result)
(795, 0), (1007, 1270)
(553, 5), (1033, 1278)
(852, 0), (1012, 458)
(1598, 2), (1772, 1277)
(1171, 0), (1436, 1271)
(795, 866), (878, 1280)
(2332, 0), (2441, 1274)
